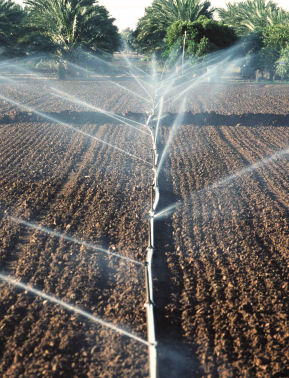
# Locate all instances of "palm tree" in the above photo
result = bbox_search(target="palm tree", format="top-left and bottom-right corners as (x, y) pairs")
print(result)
(0, 0), (24, 56)
(218, 0), (289, 36)
(25, 0), (119, 60)
(135, 0), (214, 54)
(152, 0), (213, 24)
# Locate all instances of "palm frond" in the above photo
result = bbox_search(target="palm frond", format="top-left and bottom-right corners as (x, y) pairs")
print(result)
(24, 0), (119, 57)
(218, 0), (289, 36)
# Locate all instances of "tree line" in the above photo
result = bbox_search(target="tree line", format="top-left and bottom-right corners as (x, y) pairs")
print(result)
(0, 0), (119, 60)
(125, 0), (289, 80)
(1, 0), (289, 79)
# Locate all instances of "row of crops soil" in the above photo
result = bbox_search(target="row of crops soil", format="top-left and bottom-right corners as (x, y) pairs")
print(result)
(0, 79), (289, 377)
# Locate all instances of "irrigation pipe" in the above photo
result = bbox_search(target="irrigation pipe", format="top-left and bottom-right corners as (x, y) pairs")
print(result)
(0, 70), (161, 375)
(144, 97), (164, 378)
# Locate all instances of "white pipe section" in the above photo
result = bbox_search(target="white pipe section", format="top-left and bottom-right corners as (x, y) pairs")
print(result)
(150, 215), (155, 249)
(145, 97), (161, 378)
(146, 248), (155, 302)
(146, 303), (158, 378)
(154, 97), (163, 146)
(153, 185), (160, 213)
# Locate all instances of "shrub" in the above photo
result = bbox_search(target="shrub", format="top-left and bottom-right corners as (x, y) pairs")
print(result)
(276, 46), (289, 79)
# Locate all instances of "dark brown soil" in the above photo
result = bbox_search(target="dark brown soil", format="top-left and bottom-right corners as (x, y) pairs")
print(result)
(155, 83), (289, 377)
(0, 79), (289, 377)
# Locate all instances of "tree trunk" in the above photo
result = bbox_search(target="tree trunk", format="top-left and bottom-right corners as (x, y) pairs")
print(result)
(58, 61), (66, 80)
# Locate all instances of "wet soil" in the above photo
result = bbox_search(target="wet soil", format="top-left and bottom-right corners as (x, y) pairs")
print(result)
(0, 79), (289, 377)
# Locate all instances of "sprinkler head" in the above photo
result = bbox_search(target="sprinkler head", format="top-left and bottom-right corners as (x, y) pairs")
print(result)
(144, 301), (155, 308)
(146, 246), (154, 255)
(149, 210), (155, 218)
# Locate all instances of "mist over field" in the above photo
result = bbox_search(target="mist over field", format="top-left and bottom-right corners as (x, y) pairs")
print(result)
(0, 0), (289, 377)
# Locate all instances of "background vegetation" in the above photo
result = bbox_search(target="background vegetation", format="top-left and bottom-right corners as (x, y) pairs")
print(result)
(1, 0), (289, 80)
(218, 0), (289, 79)
(164, 16), (237, 62)
(0, 0), (119, 77)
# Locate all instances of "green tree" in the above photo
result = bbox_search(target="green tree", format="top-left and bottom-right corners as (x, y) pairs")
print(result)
(134, 0), (214, 55)
(240, 25), (289, 80)
(0, 0), (25, 57)
(218, 0), (289, 36)
(276, 47), (289, 79)
(262, 24), (289, 50)
(257, 25), (289, 78)
(24, 0), (120, 61)
(165, 17), (237, 60)
(148, 0), (213, 24)
(121, 28), (137, 51)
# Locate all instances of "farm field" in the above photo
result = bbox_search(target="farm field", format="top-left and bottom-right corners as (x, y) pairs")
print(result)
(0, 79), (289, 377)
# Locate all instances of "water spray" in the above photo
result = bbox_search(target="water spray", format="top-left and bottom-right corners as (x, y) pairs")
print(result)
(0, 93), (152, 167)
(154, 203), (178, 220)
(8, 215), (143, 266)
(108, 79), (151, 104)
(156, 98), (187, 177)
(50, 87), (150, 135)
(199, 145), (289, 194)
(0, 273), (148, 346)
(0, 72), (149, 134)
(0, 47), (250, 376)
(62, 60), (152, 104)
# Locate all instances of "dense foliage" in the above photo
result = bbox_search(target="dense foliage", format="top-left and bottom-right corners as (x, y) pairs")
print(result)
(262, 24), (289, 50)
(258, 25), (289, 78)
(218, 0), (289, 36)
(276, 46), (289, 79)
(121, 28), (137, 51)
(134, 0), (214, 55)
(24, 0), (120, 59)
(147, 0), (214, 24)
(0, 0), (119, 64)
(239, 25), (289, 79)
(165, 17), (237, 60)
(0, 0), (25, 57)
(217, 1), (289, 80)
(1, 0), (289, 80)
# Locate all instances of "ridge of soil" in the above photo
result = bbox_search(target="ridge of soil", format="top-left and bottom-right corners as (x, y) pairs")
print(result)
(0, 80), (288, 377)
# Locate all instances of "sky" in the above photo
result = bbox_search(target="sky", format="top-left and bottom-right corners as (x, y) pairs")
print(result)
(98, 0), (289, 30)
(14, 0), (289, 31)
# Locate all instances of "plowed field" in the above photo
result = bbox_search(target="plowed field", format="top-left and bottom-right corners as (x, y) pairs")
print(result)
(0, 79), (289, 377)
